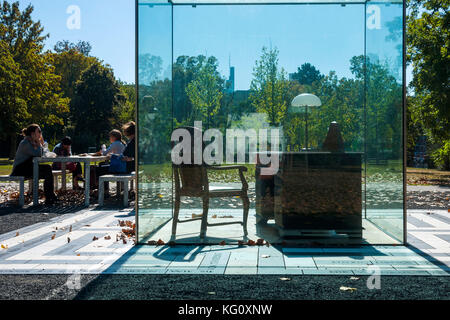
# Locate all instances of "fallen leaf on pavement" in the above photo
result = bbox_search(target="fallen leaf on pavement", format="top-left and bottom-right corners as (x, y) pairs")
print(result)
(67, 237), (71, 243)
(350, 277), (359, 280)
(219, 241), (226, 246)
(15, 232), (19, 237)
(256, 239), (265, 246)
(92, 236), (99, 241)
(1, 244), (8, 249)
(247, 240), (256, 246)
(280, 277), (291, 281)
(340, 286), (357, 292)
(156, 239), (165, 246)
(122, 238), (127, 244)
(261, 255), (270, 258)
(104, 235), (111, 240)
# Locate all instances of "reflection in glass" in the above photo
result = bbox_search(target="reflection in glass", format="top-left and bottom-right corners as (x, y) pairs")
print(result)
(137, 1), (404, 245)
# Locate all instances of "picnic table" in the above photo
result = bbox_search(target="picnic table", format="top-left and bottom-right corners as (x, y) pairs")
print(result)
(32, 154), (109, 206)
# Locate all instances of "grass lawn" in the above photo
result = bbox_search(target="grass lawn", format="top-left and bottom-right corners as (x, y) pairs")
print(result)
(407, 167), (450, 186)
(0, 159), (13, 176)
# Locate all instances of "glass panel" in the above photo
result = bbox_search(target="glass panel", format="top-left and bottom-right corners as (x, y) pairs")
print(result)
(364, 2), (404, 243)
(137, 1), (405, 245)
(137, 0), (173, 242)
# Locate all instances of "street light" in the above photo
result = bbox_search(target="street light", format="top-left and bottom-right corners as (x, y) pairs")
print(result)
(290, 93), (322, 150)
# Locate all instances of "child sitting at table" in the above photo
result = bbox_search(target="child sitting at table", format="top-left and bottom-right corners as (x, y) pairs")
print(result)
(52, 136), (84, 190)
(95, 130), (126, 156)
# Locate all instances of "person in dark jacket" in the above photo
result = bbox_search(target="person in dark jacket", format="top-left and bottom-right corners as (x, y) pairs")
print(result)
(11, 124), (58, 205)
(121, 121), (135, 174)
(52, 136), (84, 189)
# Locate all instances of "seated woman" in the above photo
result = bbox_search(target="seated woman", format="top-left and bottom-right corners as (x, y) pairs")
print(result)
(52, 136), (84, 190)
(11, 124), (58, 205)
(121, 121), (135, 174)
(95, 130), (125, 156)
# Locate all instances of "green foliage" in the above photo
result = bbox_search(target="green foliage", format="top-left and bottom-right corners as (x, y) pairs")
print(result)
(54, 40), (92, 56)
(250, 46), (289, 127)
(186, 57), (224, 128)
(0, 1), (68, 158)
(290, 63), (324, 86)
(407, 0), (450, 169)
(70, 62), (125, 151)
(49, 48), (97, 101)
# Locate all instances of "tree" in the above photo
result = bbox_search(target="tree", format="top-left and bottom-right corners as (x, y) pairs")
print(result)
(250, 46), (289, 127)
(186, 57), (224, 128)
(290, 63), (324, 86)
(70, 62), (125, 151)
(54, 40), (92, 56)
(407, 0), (450, 169)
(139, 53), (163, 86)
(351, 55), (403, 161)
(0, 1), (68, 158)
(0, 39), (26, 151)
(49, 48), (97, 104)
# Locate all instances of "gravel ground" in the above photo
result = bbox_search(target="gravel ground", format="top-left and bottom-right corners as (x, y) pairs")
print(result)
(0, 274), (448, 300)
(0, 183), (448, 301)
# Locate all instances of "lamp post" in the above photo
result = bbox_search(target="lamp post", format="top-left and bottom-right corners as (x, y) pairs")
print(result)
(290, 93), (322, 150)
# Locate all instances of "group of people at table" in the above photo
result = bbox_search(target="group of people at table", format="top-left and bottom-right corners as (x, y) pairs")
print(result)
(10, 122), (136, 205)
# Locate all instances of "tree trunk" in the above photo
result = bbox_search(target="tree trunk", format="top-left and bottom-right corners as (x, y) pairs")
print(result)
(9, 134), (17, 160)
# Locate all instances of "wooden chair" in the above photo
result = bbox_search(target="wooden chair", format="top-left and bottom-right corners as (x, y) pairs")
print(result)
(171, 127), (250, 239)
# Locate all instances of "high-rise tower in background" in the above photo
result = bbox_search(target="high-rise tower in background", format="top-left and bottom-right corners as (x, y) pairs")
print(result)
(226, 66), (235, 93)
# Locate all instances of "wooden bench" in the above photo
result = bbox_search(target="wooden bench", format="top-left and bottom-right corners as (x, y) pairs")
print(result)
(0, 176), (25, 207)
(98, 173), (136, 207)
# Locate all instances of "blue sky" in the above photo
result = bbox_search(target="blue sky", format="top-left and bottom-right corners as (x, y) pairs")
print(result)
(22, 0), (135, 83)
(23, 1), (405, 88)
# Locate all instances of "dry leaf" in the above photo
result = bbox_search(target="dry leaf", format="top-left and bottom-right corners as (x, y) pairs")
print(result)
(147, 240), (157, 245)
(1, 244), (8, 249)
(261, 255), (270, 258)
(238, 240), (245, 246)
(219, 241), (226, 246)
(104, 235), (111, 240)
(122, 238), (127, 244)
(280, 277), (291, 281)
(256, 239), (265, 246)
(76, 254), (81, 256)
(340, 286), (357, 292)
(69, 225), (72, 232)
(92, 236), (99, 241)
(156, 239), (165, 246)
(15, 232), (19, 237)
(51, 234), (56, 240)
(67, 237), (71, 243)
(247, 240), (256, 246)
(192, 213), (203, 219)
(212, 215), (218, 219)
